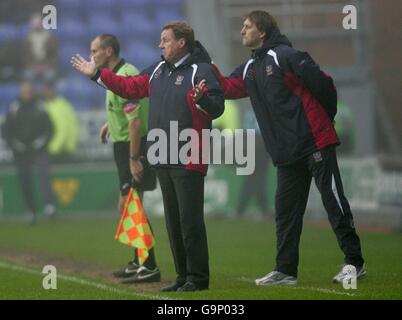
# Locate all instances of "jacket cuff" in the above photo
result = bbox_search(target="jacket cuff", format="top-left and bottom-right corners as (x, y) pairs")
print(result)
(91, 70), (108, 89)
(196, 94), (213, 115)
(90, 70), (101, 82)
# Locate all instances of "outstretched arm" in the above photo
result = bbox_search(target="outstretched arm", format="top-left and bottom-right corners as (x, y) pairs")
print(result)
(211, 63), (249, 99)
(92, 69), (150, 100)
(71, 54), (150, 100)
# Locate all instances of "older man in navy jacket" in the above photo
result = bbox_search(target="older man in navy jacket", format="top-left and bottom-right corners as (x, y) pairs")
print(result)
(72, 21), (224, 292)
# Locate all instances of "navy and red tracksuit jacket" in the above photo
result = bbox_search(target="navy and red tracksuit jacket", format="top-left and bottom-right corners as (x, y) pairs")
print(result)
(92, 41), (224, 175)
(213, 28), (339, 166)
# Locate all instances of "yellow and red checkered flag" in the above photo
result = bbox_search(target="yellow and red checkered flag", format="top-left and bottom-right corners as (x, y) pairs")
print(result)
(114, 188), (155, 265)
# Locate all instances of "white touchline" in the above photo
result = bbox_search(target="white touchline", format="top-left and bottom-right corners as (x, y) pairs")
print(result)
(236, 277), (363, 297)
(0, 261), (174, 300)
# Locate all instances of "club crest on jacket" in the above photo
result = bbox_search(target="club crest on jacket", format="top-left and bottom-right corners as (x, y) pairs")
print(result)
(266, 65), (273, 76)
(154, 68), (162, 79)
(175, 75), (184, 85)
(313, 151), (323, 162)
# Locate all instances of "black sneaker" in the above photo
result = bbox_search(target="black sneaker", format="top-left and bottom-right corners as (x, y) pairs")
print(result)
(121, 266), (161, 284)
(177, 281), (208, 292)
(112, 260), (140, 278)
(161, 282), (185, 292)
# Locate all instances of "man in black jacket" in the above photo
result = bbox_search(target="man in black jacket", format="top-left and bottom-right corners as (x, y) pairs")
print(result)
(203, 10), (365, 286)
(71, 21), (224, 292)
(2, 80), (55, 224)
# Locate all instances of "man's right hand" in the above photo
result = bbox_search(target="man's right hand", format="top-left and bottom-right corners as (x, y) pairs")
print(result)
(99, 122), (109, 144)
(70, 54), (97, 77)
(130, 159), (144, 183)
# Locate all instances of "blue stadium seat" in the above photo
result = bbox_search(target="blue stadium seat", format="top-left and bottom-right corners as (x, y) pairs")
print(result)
(0, 82), (19, 114)
(57, 15), (88, 40)
(88, 12), (120, 36)
(17, 24), (29, 41)
(84, 0), (114, 9)
(152, 0), (183, 6)
(57, 76), (104, 111)
(118, 0), (148, 7)
(124, 42), (160, 70)
(56, 0), (82, 10)
(53, 0), (183, 84)
(0, 24), (19, 42)
(155, 9), (184, 26)
(120, 12), (156, 38)
(59, 41), (90, 73)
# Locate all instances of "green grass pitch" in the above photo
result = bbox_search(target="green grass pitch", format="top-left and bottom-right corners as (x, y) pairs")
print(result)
(0, 215), (401, 300)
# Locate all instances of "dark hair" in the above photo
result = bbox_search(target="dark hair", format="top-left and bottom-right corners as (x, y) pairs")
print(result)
(97, 33), (120, 57)
(162, 21), (195, 51)
(244, 10), (278, 40)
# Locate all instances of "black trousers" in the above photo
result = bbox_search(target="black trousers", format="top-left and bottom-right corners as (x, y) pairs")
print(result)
(14, 150), (54, 214)
(156, 168), (209, 288)
(275, 146), (364, 277)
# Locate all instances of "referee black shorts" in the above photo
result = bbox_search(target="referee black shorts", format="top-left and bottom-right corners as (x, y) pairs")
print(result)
(113, 139), (157, 196)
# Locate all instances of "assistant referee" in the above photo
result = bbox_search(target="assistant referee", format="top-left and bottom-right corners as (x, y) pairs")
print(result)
(90, 34), (160, 284)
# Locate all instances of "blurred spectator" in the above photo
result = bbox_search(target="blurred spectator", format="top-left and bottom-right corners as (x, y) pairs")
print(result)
(335, 102), (356, 155)
(22, 13), (58, 81)
(1, 80), (56, 224)
(42, 81), (79, 160)
(235, 109), (271, 218)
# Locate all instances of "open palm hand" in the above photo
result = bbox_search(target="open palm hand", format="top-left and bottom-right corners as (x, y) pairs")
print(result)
(70, 54), (97, 77)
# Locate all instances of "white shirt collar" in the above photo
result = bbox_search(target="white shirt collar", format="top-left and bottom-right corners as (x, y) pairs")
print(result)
(174, 53), (191, 68)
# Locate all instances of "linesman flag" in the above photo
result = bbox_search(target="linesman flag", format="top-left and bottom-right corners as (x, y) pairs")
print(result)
(114, 188), (155, 265)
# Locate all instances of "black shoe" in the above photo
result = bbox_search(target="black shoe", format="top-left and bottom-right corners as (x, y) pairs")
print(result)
(160, 282), (185, 292)
(177, 281), (208, 292)
(112, 260), (140, 278)
(121, 266), (161, 284)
